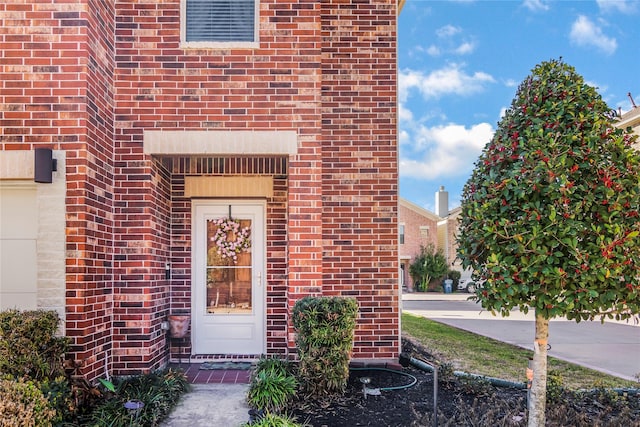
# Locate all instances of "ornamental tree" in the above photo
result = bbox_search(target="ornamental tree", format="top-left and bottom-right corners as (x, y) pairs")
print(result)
(457, 59), (640, 427)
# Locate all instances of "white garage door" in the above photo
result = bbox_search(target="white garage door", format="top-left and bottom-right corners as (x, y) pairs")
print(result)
(0, 185), (38, 310)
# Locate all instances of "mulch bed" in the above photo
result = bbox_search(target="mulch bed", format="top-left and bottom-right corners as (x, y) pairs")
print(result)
(287, 337), (640, 427)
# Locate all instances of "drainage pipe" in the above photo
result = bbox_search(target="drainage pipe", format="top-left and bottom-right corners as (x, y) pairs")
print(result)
(577, 388), (640, 396)
(350, 367), (418, 391)
(399, 353), (527, 390)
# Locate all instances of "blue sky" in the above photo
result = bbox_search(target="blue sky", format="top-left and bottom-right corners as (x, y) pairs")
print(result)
(398, 0), (640, 212)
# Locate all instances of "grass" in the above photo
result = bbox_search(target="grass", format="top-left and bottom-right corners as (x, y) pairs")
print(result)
(402, 312), (639, 390)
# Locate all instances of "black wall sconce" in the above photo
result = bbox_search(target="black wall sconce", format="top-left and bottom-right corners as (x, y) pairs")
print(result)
(34, 148), (57, 183)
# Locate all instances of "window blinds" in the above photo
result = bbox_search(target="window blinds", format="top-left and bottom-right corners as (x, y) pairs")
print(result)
(186, 0), (255, 42)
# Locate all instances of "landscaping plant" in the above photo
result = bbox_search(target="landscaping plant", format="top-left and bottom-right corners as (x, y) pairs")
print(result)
(457, 58), (640, 426)
(0, 377), (56, 427)
(409, 244), (448, 292)
(0, 309), (75, 424)
(242, 411), (306, 427)
(247, 357), (297, 413)
(89, 368), (190, 426)
(292, 296), (358, 396)
(0, 309), (69, 381)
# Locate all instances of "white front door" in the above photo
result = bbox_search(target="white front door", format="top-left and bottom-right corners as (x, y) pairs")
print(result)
(192, 201), (265, 355)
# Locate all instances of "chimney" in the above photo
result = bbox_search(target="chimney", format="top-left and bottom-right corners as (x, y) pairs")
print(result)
(435, 186), (449, 217)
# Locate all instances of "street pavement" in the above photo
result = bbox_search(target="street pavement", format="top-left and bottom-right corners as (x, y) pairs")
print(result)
(402, 292), (640, 382)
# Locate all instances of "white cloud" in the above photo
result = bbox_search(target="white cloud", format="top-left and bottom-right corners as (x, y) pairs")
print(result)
(454, 42), (475, 55)
(399, 64), (495, 103)
(436, 25), (461, 38)
(523, 0), (550, 12)
(596, 0), (638, 14)
(426, 45), (441, 56)
(504, 79), (518, 88)
(429, 25), (476, 56)
(398, 103), (414, 123)
(569, 15), (617, 54)
(399, 129), (411, 145)
(400, 123), (494, 180)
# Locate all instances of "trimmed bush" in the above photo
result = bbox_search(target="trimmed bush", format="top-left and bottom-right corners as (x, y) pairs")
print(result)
(0, 309), (69, 381)
(0, 377), (55, 427)
(292, 296), (358, 397)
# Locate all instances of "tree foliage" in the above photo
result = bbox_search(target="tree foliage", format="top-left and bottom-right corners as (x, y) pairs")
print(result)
(409, 244), (449, 292)
(457, 58), (640, 426)
(457, 58), (640, 322)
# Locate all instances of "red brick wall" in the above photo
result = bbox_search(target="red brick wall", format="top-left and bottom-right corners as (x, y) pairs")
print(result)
(0, 0), (117, 380)
(2, 0), (399, 378)
(320, 1), (399, 359)
(72, 0), (117, 380)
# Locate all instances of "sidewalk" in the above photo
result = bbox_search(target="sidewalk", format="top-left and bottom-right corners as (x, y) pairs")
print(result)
(402, 291), (640, 380)
(161, 383), (250, 427)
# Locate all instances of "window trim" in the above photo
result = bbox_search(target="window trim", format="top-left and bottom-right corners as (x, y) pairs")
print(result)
(180, 0), (260, 49)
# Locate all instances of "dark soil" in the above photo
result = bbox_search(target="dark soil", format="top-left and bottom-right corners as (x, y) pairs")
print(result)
(288, 338), (640, 427)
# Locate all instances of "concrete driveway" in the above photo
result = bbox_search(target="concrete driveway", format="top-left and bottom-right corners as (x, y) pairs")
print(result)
(402, 292), (640, 381)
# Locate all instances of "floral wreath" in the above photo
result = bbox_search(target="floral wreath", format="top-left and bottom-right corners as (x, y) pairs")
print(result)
(210, 217), (251, 263)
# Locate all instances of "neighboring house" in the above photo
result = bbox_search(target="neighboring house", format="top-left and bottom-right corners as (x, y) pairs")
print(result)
(437, 206), (464, 275)
(398, 198), (440, 291)
(0, 1), (400, 381)
(617, 105), (640, 148)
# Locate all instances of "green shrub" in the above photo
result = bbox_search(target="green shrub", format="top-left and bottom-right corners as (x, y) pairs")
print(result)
(409, 245), (448, 292)
(0, 309), (69, 381)
(90, 369), (190, 426)
(39, 376), (75, 425)
(546, 369), (565, 404)
(247, 358), (297, 413)
(0, 309), (75, 424)
(242, 412), (305, 427)
(292, 296), (358, 397)
(0, 377), (55, 427)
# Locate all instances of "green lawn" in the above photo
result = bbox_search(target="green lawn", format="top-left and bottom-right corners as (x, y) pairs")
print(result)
(401, 312), (638, 390)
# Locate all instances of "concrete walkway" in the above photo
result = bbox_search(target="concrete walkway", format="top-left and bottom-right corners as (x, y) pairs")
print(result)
(161, 383), (250, 427)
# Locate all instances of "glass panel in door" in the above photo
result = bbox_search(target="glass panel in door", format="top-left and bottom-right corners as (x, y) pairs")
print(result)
(206, 218), (253, 314)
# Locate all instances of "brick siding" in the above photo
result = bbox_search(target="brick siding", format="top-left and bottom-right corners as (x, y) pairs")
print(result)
(0, 0), (399, 379)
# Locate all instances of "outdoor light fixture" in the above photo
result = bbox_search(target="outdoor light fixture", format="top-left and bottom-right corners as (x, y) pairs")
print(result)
(360, 376), (371, 399)
(124, 399), (144, 422)
(34, 148), (57, 183)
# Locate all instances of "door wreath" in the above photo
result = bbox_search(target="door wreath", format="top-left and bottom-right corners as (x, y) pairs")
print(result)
(210, 217), (251, 263)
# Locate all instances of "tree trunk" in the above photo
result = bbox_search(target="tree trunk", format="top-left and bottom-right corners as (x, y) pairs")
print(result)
(528, 312), (549, 427)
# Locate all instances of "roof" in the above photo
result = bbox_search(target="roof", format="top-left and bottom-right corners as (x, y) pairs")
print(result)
(399, 198), (441, 221)
(618, 107), (640, 130)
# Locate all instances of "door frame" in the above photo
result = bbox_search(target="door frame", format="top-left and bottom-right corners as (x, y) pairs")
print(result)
(190, 199), (267, 355)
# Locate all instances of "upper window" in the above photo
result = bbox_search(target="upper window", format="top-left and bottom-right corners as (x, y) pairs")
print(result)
(181, 0), (259, 48)
(399, 224), (405, 245)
